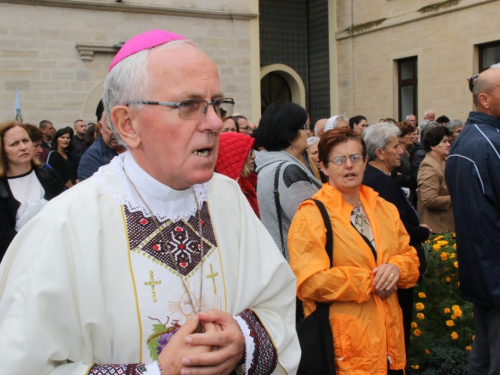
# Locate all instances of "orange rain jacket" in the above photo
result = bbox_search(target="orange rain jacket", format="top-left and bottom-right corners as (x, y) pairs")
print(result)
(289, 184), (420, 374)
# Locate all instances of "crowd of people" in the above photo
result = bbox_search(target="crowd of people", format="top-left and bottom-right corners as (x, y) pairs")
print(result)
(0, 28), (499, 375)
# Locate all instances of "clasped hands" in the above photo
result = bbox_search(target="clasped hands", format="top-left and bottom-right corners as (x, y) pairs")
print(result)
(158, 309), (245, 375)
(372, 263), (400, 299)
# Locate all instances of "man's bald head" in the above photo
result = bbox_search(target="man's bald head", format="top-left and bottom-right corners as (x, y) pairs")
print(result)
(473, 68), (500, 119)
(314, 118), (328, 137)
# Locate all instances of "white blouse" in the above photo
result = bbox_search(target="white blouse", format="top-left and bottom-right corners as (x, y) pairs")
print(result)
(8, 170), (47, 231)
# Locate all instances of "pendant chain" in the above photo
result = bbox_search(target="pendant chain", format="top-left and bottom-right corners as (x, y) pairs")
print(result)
(123, 168), (204, 325)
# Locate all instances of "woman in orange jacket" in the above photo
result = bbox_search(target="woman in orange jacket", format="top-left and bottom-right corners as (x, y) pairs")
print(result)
(288, 128), (420, 374)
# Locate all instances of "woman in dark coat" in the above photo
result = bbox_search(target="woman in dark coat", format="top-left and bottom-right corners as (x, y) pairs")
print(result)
(0, 121), (65, 259)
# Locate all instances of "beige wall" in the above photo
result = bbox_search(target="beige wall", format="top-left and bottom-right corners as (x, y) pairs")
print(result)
(0, 1), (257, 128)
(334, 0), (500, 122)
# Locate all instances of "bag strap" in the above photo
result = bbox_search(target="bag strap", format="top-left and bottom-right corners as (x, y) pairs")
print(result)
(46, 150), (55, 165)
(273, 161), (286, 253)
(310, 198), (333, 267)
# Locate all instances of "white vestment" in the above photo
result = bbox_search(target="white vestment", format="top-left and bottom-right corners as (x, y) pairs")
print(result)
(0, 153), (300, 375)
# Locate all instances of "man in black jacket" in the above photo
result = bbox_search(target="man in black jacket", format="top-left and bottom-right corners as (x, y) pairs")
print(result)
(446, 67), (500, 375)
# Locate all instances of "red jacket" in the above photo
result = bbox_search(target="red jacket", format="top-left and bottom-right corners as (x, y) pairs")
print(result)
(215, 133), (259, 217)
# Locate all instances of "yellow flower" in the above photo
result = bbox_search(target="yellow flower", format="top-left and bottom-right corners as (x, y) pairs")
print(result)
(450, 253), (456, 259)
(434, 235), (443, 241)
(446, 277), (451, 282)
(417, 313), (425, 320)
(411, 322), (418, 329)
(446, 320), (455, 327)
(453, 232), (456, 238)
(454, 310), (463, 317)
(466, 346), (472, 351)
(452, 305), (462, 313)
(438, 240), (449, 246)
(415, 302), (425, 311)
(418, 292), (426, 298)
(441, 252), (448, 261)
(444, 308), (451, 314)
(425, 349), (431, 355)
(414, 329), (422, 337)
(452, 314), (458, 320)
(433, 244), (441, 251)
(454, 261), (459, 268)
(453, 243), (457, 249)
(472, 335), (475, 341)
(451, 332), (459, 340)
(411, 364), (420, 370)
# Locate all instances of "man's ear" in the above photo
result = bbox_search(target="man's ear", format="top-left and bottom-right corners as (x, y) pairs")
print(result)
(374, 147), (384, 161)
(478, 93), (490, 109)
(111, 106), (141, 149)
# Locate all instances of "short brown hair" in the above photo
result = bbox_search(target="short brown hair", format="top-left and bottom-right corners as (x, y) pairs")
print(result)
(24, 123), (43, 142)
(396, 121), (415, 137)
(318, 128), (366, 167)
(0, 120), (41, 177)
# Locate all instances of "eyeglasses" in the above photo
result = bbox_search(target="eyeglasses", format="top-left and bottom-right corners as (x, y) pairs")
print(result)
(329, 154), (365, 166)
(468, 74), (479, 93)
(302, 124), (309, 130)
(129, 98), (235, 120)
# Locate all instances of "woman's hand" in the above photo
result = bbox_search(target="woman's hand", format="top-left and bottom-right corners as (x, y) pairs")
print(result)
(419, 223), (433, 234)
(372, 263), (400, 294)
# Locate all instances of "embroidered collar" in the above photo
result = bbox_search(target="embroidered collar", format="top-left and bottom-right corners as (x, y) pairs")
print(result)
(95, 152), (208, 223)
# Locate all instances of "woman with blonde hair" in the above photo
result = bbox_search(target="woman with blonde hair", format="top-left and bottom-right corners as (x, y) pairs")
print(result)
(0, 121), (65, 259)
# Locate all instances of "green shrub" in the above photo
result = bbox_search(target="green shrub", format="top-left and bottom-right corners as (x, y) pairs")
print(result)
(406, 233), (473, 374)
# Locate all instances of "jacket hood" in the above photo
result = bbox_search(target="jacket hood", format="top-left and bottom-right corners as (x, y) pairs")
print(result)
(215, 132), (254, 180)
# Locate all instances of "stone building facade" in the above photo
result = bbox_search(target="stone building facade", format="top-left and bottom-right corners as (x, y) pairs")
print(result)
(334, 0), (500, 123)
(0, 0), (499, 127)
(0, 0), (260, 127)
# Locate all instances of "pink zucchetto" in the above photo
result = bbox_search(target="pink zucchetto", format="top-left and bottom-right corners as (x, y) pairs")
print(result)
(109, 29), (187, 72)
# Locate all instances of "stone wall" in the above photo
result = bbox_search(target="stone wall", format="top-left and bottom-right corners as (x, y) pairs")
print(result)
(0, 1), (255, 127)
(334, 0), (500, 122)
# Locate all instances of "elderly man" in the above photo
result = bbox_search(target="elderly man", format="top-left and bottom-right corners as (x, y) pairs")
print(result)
(446, 68), (500, 375)
(423, 110), (435, 121)
(313, 118), (327, 137)
(0, 30), (299, 375)
(405, 114), (417, 127)
(77, 111), (120, 181)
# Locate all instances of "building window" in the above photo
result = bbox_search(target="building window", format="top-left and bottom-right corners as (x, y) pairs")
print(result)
(479, 41), (500, 72)
(397, 57), (418, 122)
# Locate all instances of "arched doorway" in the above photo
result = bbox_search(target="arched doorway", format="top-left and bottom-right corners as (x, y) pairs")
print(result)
(260, 64), (306, 115)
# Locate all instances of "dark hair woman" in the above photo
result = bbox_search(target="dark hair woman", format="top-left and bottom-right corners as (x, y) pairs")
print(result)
(0, 121), (65, 259)
(255, 102), (322, 261)
(288, 128), (419, 374)
(417, 126), (454, 233)
(47, 128), (79, 188)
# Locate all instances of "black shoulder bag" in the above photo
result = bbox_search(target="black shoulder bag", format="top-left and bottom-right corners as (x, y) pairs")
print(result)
(297, 199), (336, 375)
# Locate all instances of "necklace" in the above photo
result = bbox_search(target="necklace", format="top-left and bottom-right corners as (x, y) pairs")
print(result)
(123, 168), (205, 333)
(351, 201), (371, 237)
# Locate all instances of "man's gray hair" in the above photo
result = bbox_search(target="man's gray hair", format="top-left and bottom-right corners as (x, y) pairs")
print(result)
(363, 122), (401, 161)
(307, 136), (320, 147)
(103, 39), (195, 147)
(446, 119), (464, 134)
